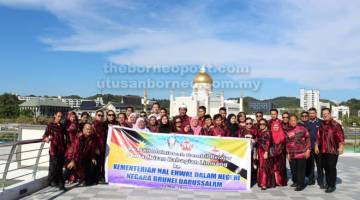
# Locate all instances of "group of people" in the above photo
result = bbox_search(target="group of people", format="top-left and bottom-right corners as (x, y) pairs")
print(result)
(43, 102), (344, 193)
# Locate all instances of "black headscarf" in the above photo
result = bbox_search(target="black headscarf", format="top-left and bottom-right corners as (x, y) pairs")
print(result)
(158, 116), (172, 133)
(226, 114), (239, 137)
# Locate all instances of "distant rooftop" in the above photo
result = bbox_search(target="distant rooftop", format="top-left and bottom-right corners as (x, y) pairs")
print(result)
(119, 96), (142, 106)
(79, 100), (101, 110)
(19, 98), (70, 107)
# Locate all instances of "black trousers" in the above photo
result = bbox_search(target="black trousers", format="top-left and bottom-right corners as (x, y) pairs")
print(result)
(94, 155), (105, 182)
(82, 158), (98, 185)
(306, 150), (324, 185)
(290, 158), (307, 187)
(63, 159), (77, 183)
(321, 153), (338, 188)
(48, 155), (65, 187)
(251, 157), (257, 187)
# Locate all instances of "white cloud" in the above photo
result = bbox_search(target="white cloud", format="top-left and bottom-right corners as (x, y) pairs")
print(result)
(0, 0), (359, 90)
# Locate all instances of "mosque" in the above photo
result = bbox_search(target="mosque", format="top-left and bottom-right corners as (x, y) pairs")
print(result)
(169, 66), (244, 117)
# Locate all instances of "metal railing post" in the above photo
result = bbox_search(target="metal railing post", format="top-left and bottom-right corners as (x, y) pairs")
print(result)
(33, 142), (45, 179)
(1, 144), (17, 191)
(355, 128), (358, 153)
(352, 123), (358, 153)
(354, 132), (356, 153)
(17, 127), (22, 168)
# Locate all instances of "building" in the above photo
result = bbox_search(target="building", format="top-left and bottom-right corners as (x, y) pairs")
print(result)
(18, 95), (104, 108)
(300, 89), (320, 111)
(99, 102), (130, 114)
(73, 100), (102, 118)
(74, 95), (145, 118)
(331, 105), (350, 121)
(19, 98), (71, 117)
(248, 101), (273, 114)
(60, 98), (82, 108)
(299, 89), (330, 117)
(319, 101), (330, 111)
(169, 66), (243, 117)
(18, 95), (41, 101)
(60, 96), (104, 108)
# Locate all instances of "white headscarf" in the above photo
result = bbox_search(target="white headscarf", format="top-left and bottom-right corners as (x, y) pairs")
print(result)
(134, 117), (149, 132)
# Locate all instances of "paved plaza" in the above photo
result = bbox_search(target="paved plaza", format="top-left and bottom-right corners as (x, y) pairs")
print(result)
(21, 155), (360, 200)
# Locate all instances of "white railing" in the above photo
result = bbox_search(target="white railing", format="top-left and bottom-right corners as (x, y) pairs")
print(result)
(0, 139), (49, 191)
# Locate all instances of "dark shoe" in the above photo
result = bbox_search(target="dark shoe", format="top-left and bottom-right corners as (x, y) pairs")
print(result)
(99, 177), (105, 182)
(295, 186), (305, 191)
(319, 183), (326, 189)
(291, 183), (298, 187)
(59, 186), (67, 191)
(308, 180), (315, 185)
(325, 187), (336, 193)
(49, 182), (57, 187)
(84, 182), (95, 186)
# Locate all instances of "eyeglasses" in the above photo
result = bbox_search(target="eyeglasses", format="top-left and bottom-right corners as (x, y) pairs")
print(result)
(259, 123), (267, 126)
(175, 121), (182, 123)
(256, 115), (262, 117)
(282, 116), (289, 119)
(301, 115), (308, 117)
(246, 123), (253, 125)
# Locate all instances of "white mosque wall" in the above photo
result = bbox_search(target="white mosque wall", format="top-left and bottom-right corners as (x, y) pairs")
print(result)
(170, 68), (243, 118)
(170, 96), (198, 117)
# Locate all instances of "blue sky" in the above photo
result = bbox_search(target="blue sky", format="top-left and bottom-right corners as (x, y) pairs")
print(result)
(0, 0), (359, 103)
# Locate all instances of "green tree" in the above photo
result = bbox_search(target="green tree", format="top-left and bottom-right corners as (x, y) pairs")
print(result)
(64, 95), (82, 99)
(19, 109), (34, 117)
(0, 93), (21, 118)
(342, 115), (360, 127)
(341, 98), (360, 116)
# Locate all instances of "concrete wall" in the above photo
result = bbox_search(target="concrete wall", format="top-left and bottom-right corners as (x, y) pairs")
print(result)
(0, 176), (48, 200)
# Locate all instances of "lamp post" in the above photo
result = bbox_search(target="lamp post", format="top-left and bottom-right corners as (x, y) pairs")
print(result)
(353, 122), (357, 152)
(142, 88), (149, 112)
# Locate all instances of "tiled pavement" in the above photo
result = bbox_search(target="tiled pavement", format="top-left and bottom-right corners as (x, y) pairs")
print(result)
(22, 156), (360, 200)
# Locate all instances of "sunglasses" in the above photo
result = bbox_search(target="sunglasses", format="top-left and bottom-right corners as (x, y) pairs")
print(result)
(246, 123), (253, 125)
(108, 114), (115, 116)
(97, 114), (104, 117)
(175, 121), (182, 123)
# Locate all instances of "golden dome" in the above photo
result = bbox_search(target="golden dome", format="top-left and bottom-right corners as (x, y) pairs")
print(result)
(193, 67), (213, 84)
